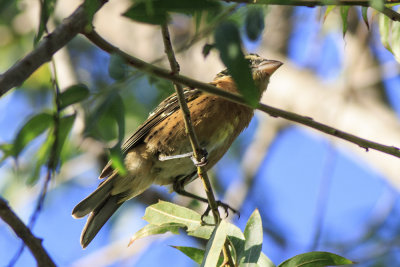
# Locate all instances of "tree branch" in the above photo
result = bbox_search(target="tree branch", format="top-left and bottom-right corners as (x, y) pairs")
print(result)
(83, 30), (400, 160)
(0, 197), (56, 267)
(0, 0), (108, 97)
(161, 23), (235, 266)
(224, 0), (400, 5)
(224, 0), (400, 21)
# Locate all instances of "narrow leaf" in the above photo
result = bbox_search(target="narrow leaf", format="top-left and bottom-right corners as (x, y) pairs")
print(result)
(27, 133), (54, 185)
(201, 220), (228, 267)
(143, 201), (202, 231)
(12, 112), (53, 158)
(214, 21), (258, 107)
(323, 6), (336, 22)
(379, 13), (393, 52)
(391, 20), (400, 62)
(278, 251), (354, 267)
(52, 114), (76, 168)
(361, 7), (370, 30)
(129, 223), (185, 245)
(240, 209), (263, 264)
(172, 246), (205, 265)
(34, 0), (56, 44)
(340, 6), (350, 37)
(59, 84), (90, 110)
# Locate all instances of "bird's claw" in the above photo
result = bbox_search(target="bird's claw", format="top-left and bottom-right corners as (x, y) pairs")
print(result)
(200, 201), (239, 224)
(191, 148), (208, 167)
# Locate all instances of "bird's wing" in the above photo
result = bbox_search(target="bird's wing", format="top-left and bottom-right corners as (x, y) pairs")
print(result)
(99, 88), (202, 179)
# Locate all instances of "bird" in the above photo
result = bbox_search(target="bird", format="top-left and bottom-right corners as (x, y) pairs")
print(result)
(72, 54), (282, 248)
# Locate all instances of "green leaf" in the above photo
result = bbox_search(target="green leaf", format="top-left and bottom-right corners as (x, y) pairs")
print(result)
(323, 6), (336, 22)
(129, 223), (185, 245)
(361, 7), (370, 30)
(201, 220), (228, 267)
(123, 0), (220, 25)
(391, 20), (400, 62)
(245, 6), (265, 41)
(379, 13), (393, 52)
(240, 209), (263, 264)
(109, 145), (127, 176)
(108, 54), (128, 81)
(278, 251), (354, 267)
(340, 6), (350, 37)
(143, 201), (202, 231)
(59, 84), (90, 110)
(34, 0), (56, 44)
(214, 21), (258, 107)
(256, 253), (276, 267)
(172, 246), (205, 265)
(27, 132), (54, 185)
(369, 0), (384, 12)
(51, 114), (76, 169)
(12, 112), (53, 158)
(202, 43), (215, 58)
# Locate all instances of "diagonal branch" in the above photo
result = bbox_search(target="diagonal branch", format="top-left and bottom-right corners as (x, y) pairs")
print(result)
(83, 30), (400, 160)
(0, 0), (108, 97)
(0, 197), (56, 267)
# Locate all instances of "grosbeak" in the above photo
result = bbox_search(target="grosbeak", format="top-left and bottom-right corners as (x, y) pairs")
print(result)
(72, 54), (282, 248)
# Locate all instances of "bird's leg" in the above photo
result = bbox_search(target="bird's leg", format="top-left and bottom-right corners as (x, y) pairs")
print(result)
(172, 180), (239, 222)
(159, 148), (208, 167)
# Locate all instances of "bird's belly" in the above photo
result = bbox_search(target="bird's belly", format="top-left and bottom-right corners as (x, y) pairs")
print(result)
(152, 120), (237, 186)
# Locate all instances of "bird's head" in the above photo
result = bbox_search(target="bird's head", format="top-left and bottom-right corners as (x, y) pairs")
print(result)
(215, 54), (282, 95)
(246, 53), (282, 94)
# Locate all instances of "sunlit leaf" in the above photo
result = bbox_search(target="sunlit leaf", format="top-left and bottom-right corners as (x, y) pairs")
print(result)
(391, 19), (400, 62)
(109, 145), (127, 175)
(240, 209), (263, 264)
(214, 21), (258, 107)
(379, 13), (393, 52)
(143, 201), (202, 231)
(59, 84), (90, 110)
(172, 246), (205, 265)
(201, 220), (227, 267)
(369, 0), (384, 12)
(12, 112), (53, 158)
(129, 223), (184, 245)
(256, 253), (276, 267)
(323, 6), (336, 22)
(278, 251), (354, 267)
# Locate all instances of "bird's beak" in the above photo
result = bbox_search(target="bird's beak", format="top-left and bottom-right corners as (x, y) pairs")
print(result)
(257, 60), (283, 75)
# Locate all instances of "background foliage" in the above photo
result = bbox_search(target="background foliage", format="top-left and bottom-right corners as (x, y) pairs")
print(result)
(1, 0), (400, 266)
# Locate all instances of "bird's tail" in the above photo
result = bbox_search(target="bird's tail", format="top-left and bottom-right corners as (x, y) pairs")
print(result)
(72, 178), (122, 248)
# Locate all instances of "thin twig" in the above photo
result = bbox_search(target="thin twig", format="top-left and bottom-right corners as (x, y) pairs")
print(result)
(83, 30), (400, 160)
(0, 197), (56, 267)
(0, 0), (108, 96)
(161, 23), (235, 266)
